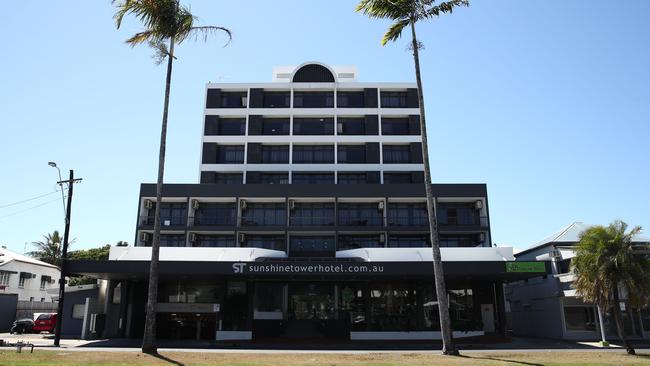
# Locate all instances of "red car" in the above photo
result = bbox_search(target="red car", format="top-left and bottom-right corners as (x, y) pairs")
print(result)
(32, 313), (57, 333)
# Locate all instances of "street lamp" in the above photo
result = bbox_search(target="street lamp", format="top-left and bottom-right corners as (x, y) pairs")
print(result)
(48, 162), (67, 220)
(47, 163), (82, 347)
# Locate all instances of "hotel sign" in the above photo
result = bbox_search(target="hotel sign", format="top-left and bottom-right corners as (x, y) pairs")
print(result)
(232, 262), (385, 275)
(505, 262), (546, 273)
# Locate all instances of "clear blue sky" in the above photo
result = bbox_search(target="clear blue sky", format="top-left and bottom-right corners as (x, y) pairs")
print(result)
(1, 1), (649, 254)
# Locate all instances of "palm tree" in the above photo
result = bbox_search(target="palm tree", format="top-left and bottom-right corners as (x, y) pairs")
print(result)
(112, 0), (231, 354)
(29, 231), (64, 266)
(573, 220), (650, 355)
(356, 0), (468, 356)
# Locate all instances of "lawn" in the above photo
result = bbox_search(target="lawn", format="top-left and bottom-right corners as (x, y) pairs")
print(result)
(1, 350), (650, 366)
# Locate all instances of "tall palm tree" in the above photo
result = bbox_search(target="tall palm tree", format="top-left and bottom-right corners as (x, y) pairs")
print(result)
(573, 220), (650, 355)
(113, 0), (231, 354)
(356, 0), (468, 355)
(29, 230), (64, 266)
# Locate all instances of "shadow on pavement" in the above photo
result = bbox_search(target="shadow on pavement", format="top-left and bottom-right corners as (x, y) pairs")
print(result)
(151, 352), (185, 366)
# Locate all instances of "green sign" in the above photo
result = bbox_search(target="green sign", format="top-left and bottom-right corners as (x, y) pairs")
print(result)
(505, 262), (546, 273)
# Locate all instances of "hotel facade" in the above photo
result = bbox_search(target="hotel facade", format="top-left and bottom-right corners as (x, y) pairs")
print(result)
(69, 62), (548, 342)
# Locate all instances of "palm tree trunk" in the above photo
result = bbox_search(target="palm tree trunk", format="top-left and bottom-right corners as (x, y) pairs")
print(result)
(141, 36), (175, 354)
(612, 284), (635, 355)
(410, 22), (458, 356)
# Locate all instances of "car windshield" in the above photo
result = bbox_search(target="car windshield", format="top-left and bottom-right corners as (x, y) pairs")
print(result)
(36, 314), (52, 320)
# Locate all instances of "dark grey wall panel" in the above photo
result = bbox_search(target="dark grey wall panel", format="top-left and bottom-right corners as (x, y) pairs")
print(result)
(248, 115), (263, 135)
(364, 115), (379, 135)
(410, 143), (423, 164)
(406, 88), (419, 108)
(247, 143), (261, 164)
(206, 88), (221, 108)
(0, 294), (17, 332)
(202, 143), (217, 164)
(366, 171), (381, 184)
(364, 88), (378, 108)
(200, 172), (215, 183)
(408, 115), (421, 135)
(412, 171), (425, 184)
(365, 142), (380, 163)
(204, 115), (220, 135)
(246, 171), (261, 184)
(249, 88), (263, 108)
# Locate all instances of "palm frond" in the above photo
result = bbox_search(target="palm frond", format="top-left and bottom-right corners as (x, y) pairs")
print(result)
(382, 19), (411, 45)
(356, 0), (414, 20)
(125, 30), (156, 46)
(422, 0), (469, 19)
(184, 26), (232, 46)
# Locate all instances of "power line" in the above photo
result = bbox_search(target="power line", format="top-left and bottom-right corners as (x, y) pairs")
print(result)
(0, 189), (66, 209)
(0, 195), (68, 220)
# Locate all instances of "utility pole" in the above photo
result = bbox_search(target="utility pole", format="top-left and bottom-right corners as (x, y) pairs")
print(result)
(53, 170), (82, 347)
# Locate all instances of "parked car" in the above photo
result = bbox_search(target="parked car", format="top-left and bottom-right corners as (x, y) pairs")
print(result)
(32, 313), (57, 333)
(10, 318), (34, 334)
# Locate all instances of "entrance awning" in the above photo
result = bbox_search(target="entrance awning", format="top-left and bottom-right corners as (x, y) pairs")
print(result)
(67, 259), (550, 282)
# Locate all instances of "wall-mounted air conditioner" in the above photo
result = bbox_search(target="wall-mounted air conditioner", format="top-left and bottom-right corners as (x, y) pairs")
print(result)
(475, 200), (483, 210)
(479, 232), (486, 242)
(238, 233), (246, 243)
(240, 200), (247, 211)
(140, 232), (150, 243)
(144, 199), (153, 209)
(289, 200), (296, 210)
(189, 233), (197, 243)
(378, 201), (385, 211)
(191, 199), (200, 210)
(379, 233), (386, 244)
(337, 122), (343, 134)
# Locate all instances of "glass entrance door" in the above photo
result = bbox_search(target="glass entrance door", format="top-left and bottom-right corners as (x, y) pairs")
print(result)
(286, 283), (340, 339)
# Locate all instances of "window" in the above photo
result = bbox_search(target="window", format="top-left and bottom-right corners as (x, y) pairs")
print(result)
(293, 145), (334, 164)
(259, 172), (289, 184)
(40, 276), (49, 290)
(290, 202), (335, 226)
(381, 118), (410, 135)
(292, 172), (334, 184)
(147, 202), (187, 226)
(383, 145), (411, 164)
(337, 91), (365, 107)
(243, 235), (286, 251)
(220, 91), (247, 108)
(293, 117), (334, 135)
(214, 173), (243, 184)
(241, 202), (286, 226)
(72, 304), (85, 319)
(290, 236), (335, 257)
(337, 117), (366, 135)
(388, 202), (428, 226)
(438, 204), (480, 225)
(218, 118), (246, 135)
(368, 284), (420, 331)
(563, 306), (597, 331)
(261, 118), (290, 135)
(18, 273), (32, 288)
(293, 91), (334, 108)
(448, 288), (476, 330)
(217, 145), (245, 164)
(263, 91), (290, 108)
(440, 234), (481, 248)
(384, 172), (424, 184)
(159, 280), (224, 304)
(194, 202), (236, 226)
(337, 145), (366, 163)
(338, 235), (383, 250)
(338, 203), (383, 226)
(380, 91), (408, 108)
(158, 234), (186, 247)
(261, 145), (289, 164)
(29, 297), (34, 302)
(255, 283), (284, 313)
(337, 172), (367, 184)
(193, 234), (235, 247)
(0, 271), (10, 286)
(388, 235), (431, 248)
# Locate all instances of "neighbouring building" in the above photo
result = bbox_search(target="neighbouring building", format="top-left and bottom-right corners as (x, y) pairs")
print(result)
(68, 62), (548, 343)
(508, 221), (650, 341)
(0, 246), (60, 302)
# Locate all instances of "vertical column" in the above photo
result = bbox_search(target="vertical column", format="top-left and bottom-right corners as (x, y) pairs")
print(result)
(495, 281), (507, 336)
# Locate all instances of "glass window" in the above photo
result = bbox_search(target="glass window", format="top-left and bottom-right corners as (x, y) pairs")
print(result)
(292, 172), (334, 184)
(369, 284), (419, 331)
(388, 202), (428, 226)
(40, 277), (47, 290)
(338, 203), (383, 226)
(220, 92), (247, 108)
(147, 202), (187, 226)
(337, 145), (366, 163)
(263, 91), (290, 108)
(339, 284), (367, 331)
(193, 234), (235, 247)
(194, 202), (236, 226)
(381, 118), (410, 135)
(159, 279), (224, 304)
(380, 91), (408, 108)
(438, 204), (479, 225)
(241, 202), (286, 226)
(261, 118), (290, 135)
(383, 145), (411, 164)
(217, 145), (245, 164)
(18, 276), (26, 288)
(448, 288), (477, 331)
(337, 117), (366, 135)
(564, 306), (597, 331)
(440, 234), (480, 248)
(261, 145), (289, 164)
(259, 172), (289, 184)
(293, 145), (334, 164)
(290, 202), (335, 226)
(159, 234), (186, 247)
(338, 235), (382, 250)
(337, 91), (365, 108)
(0, 272), (10, 286)
(218, 118), (245, 135)
(244, 235), (286, 251)
(214, 173), (243, 184)
(293, 91), (334, 108)
(289, 236), (335, 257)
(293, 117), (334, 135)
(337, 172), (367, 184)
(384, 172), (423, 184)
(255, 283), (284, 312)
(388, 235), (431, 248)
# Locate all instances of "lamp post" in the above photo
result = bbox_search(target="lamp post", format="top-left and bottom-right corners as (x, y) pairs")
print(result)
(48, 162), (67, 221)
(48, 163), (82, 347)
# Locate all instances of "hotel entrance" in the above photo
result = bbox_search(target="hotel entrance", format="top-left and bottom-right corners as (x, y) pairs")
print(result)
(285, 283), (337, 339)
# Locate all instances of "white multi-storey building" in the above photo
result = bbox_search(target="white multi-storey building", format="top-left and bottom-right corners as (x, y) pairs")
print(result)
(0, 246), (59, 302)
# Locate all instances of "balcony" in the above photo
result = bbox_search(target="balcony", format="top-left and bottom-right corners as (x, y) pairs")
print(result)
(139, 216), (187, 227)
(387, 216), (429, 227)
(438, 216), (488, 227)
(338, 216), (383, 227)
(189, 214), (237, 227)
(290, 216), (335, 226)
